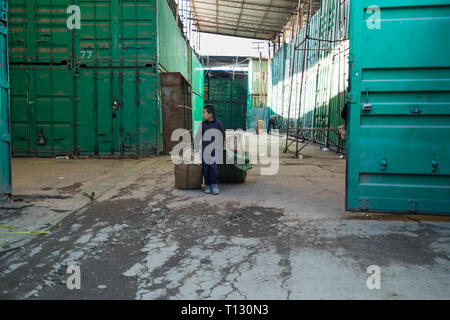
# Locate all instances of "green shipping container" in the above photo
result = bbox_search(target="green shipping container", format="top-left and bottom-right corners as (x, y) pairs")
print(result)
(157, 0), (188, 78)
(268, 0), (349, 153)
(191, 51), (204, 133)
(8, 0), (157, 66)
(0, 0), (11, 199)
(206, 71), (247, 130)
(8, 0), (204, 157)
(347, 0), (450, 215)
(10, 64), (160, 156)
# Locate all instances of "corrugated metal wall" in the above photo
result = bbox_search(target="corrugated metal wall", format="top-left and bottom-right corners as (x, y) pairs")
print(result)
(269, 0), (350, 150)
(157, 0), (188, 77)
(7, 0), (204, 157)
(0, 0), (11, 198)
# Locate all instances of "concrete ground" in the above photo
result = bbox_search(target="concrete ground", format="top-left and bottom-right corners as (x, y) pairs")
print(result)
(0, 135), (449, 300)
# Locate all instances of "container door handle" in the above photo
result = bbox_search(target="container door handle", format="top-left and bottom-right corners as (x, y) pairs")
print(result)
(380, 159), (388, 171)
(362, 102), (372, 112)
(431, 159), (438, 172)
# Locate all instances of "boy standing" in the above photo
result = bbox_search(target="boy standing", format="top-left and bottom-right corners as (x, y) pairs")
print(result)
(195, 104), (225, 195)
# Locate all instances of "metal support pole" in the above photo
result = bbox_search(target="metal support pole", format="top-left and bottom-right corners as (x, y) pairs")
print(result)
(284, 0), (303, 153)
(294, 0), (313, 158)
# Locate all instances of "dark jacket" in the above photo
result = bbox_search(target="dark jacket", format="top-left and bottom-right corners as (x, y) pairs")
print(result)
(194, 119), (226, 155)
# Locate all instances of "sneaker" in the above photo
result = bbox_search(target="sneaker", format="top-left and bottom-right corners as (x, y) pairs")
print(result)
(212, 184), (220, 195)
(204, 185), (211, 194)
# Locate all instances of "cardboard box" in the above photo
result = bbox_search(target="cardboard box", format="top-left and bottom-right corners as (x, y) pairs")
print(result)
(175, 164), (202, 189)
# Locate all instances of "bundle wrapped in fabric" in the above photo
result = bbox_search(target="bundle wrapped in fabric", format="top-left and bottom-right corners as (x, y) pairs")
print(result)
(218, 149), (253, 183)
(225, 132), (243, 153)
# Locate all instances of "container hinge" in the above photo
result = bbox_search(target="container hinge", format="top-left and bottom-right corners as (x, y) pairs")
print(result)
(1, 1), (8, 11)
(359, 198), (369, 212)
(431, 159), (438, 173)
(0, 11), (8, 24)
(0, 81), (10, 89)
(348, 54), (355, 64)
(408, 200), (418, 214)
(1, 134), (11, 142)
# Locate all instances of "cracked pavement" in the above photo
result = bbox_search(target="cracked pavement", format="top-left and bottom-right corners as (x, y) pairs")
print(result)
(0, 141), (449, 300)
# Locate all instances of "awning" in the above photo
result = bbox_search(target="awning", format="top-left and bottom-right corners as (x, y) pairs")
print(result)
(188, 0), (321, 41)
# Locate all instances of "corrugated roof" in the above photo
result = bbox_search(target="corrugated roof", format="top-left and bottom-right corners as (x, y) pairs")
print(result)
(189, 0), (320, 41)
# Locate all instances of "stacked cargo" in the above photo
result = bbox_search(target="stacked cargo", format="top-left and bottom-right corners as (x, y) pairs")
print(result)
(8, 0), (204, 157)
(0, 0), (11, 198)
(268, 0), (349, 150)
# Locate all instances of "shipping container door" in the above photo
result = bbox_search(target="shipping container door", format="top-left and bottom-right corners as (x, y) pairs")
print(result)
(34, 65), (75, 156)
(8, 0), (72, 63)
(119, 69), (143, 155)
(0, 0), (11, 198)
(347, 0), (450, 215)
(76, 68), (115, 155)
(76, 0), (157, 66)
(77, 67), (158, 156)
(76, 68), (101, 155)
(137, 68), (160, 155)
(10, 65), (75, 156)
(9, 64), (31, 155)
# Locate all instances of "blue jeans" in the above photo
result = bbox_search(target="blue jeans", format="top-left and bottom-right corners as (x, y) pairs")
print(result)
(202, 160), (219, 186)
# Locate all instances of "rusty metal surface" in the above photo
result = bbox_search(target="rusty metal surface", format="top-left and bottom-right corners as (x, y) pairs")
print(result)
(161, 72), (192, 153)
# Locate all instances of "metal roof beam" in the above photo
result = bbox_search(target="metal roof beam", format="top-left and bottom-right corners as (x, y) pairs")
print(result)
(189, 16), (283, 29)
(191, 7), (287, 21)
(188, 0), (321, 41)
(193, 0), (296, 15)
(234, 0), (245, 36)
(193, 0), (300, 11)
(198, 29), (272, 40)
(256, 0), (274, 38)
(196, 21), (282, 34)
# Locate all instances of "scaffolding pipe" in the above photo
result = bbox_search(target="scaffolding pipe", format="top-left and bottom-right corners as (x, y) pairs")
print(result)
(284, 0), (304, 154)
(294, 0), (313, 158)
